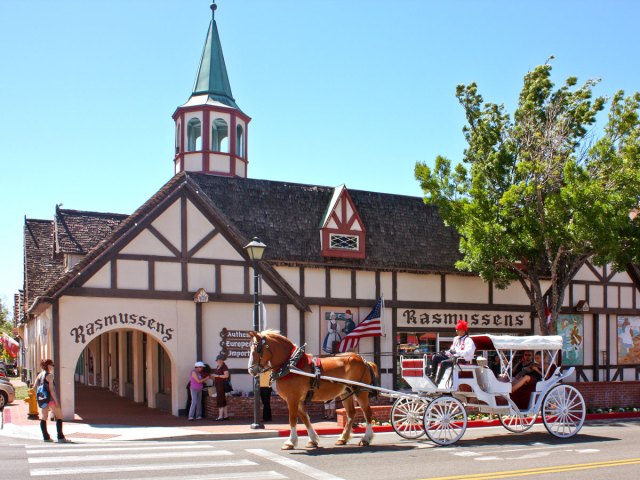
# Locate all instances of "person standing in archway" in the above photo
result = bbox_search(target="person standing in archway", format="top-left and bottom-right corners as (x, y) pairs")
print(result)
(33, 359), (69, 443)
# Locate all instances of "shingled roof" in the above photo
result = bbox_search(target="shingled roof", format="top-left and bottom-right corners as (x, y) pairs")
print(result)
(54, 207), (128, 255)
(24, 219), (65, 310)
(187, 173), (462, 272)
(28, 172), (464, 314)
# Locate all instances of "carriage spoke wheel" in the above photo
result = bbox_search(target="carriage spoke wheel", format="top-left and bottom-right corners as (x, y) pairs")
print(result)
(391, 397), (428, 439)
(422, 396), (467, 446)
(542, 384), (586, 438)
(498, 412), (537, 433)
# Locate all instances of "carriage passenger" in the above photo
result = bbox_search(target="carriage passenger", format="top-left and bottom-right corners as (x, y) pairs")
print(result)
(429, 320), (476, 385)
(511, 351), (543, 392)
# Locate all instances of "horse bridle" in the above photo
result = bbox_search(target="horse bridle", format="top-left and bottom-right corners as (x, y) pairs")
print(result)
(249, 337), (271, 376)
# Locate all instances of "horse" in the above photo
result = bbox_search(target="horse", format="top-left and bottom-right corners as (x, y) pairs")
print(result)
(248, 330), (379, 450)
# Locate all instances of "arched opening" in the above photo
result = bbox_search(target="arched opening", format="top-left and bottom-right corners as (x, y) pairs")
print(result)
(211, 118), (229, 153)
(236, 124), (244, 157)
(72, 328), (176, 422)
(175, 123), (181, 154)
(186, 118), (202, 152)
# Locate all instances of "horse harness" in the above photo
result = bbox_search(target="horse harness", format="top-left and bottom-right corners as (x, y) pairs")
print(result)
(267, 342), (377, 403)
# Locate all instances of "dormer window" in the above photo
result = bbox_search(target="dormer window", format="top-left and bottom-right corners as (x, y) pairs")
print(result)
(321, 185), (366, 259)
(330, 234), (359, 251)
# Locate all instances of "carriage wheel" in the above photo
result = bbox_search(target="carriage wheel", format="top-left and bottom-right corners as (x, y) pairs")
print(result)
(422, 396), (467, 446)
(542, 384), (586, 438)
(391, 397), (427, 439)
(498, 412), (537, 433)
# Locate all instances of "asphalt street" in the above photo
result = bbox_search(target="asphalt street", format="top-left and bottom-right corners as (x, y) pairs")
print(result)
(2, 421), (640, 480)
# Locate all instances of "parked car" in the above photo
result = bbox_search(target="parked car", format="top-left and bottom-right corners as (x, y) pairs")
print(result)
(0, 379), (15, 409)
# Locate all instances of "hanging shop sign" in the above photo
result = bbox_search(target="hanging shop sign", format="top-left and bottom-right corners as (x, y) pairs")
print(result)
(399, 309), (531, 331)
(220, 328), (252, 358)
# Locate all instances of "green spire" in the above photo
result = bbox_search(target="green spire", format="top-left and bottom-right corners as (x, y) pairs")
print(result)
(191, 1), (239, 109)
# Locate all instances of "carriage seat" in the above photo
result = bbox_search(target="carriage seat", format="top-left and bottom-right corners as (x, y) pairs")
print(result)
(474, 366), (512, 394)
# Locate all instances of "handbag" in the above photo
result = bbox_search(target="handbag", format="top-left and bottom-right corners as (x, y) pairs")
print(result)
(223, 379), (233, 393)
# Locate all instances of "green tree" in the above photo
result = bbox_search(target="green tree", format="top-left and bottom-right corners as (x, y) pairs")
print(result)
(415, 63), (640, 334)
(0, 298), (12, 335)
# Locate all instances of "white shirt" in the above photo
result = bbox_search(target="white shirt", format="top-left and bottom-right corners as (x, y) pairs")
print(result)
(448, 335), (476, 362)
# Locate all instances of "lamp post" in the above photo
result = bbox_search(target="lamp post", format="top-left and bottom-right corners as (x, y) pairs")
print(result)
(245, 237), (266, 430)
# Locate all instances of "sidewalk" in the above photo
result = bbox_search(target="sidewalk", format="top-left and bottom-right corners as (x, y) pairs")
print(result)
(4, 378), (640, 443)
(1, 379), (345, 442)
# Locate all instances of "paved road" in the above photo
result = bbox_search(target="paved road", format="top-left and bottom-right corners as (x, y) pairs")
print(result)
(2, 421), (640, 479)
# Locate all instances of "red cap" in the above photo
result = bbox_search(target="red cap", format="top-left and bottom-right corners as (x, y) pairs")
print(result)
(455, 320), (468, 331)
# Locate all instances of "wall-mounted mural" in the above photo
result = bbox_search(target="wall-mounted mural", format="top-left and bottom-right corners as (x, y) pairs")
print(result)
(617, 316), (640, 365)
(557, 314), (584, 365)
(321, 309), (356, 354)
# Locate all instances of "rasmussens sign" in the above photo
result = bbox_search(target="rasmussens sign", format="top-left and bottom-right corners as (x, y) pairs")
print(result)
(401, 309), (530, 330)
(70, 313), (174, 344)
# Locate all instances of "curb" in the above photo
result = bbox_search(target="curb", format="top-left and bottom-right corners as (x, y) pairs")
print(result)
(277, 411), (640, 437)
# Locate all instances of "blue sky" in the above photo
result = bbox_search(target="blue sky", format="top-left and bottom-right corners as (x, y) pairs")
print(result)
(1, 0), (639, 311)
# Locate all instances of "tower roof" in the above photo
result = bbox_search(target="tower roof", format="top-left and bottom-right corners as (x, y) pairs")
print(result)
(188, 2), (240, 110)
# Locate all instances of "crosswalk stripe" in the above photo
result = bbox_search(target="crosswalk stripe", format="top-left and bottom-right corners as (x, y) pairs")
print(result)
(27, 444), (213, 455)
(27, 440), (205, 449)
(105, 472), (287, 480)
(247, 449), (346, 480)
(30, 459), (257, 476)
(28, 450), (232, 463)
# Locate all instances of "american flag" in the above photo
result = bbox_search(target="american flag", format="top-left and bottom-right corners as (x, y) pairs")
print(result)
(337, 298), (384, 353)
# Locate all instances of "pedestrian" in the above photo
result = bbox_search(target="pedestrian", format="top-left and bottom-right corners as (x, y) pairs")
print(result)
(33, 359), (69, 443)
(323, 399), (336, 420)
(188, 361), (209, 420)
(259, 371), (272, 422)
(211, 354), (230, 421)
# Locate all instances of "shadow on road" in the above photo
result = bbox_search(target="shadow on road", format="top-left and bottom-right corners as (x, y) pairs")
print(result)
(292, 443), (418, 456)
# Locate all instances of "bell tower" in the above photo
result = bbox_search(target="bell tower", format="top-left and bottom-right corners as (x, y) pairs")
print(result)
(173, 1), (251, 177)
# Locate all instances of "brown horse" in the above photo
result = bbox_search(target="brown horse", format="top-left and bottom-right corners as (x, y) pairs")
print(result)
(248, 330), (379, 450)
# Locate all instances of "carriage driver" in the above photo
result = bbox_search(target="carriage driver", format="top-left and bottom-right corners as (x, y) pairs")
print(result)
(429, 320), (476, 385)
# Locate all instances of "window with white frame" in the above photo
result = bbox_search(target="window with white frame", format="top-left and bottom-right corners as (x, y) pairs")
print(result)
(330, 233), (359, 250)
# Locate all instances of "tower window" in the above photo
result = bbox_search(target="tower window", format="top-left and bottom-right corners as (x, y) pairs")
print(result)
(236, 124), (244, 157)
(212, 118), (229, 153)
(330, 234), (359, 251)
(175, 124), (181, 154)
(187, 118), (202, 152)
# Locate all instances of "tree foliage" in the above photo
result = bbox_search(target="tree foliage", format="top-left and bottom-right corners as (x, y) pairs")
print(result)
(0, 298), (11, 335)
(415, 63), (640, 333)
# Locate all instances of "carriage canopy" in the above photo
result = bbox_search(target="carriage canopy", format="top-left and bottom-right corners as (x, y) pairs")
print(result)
(470, 334), (563, 351)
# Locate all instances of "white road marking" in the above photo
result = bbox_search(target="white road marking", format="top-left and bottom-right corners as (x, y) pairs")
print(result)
(451, 451), (482, 457)
(105, 472), (287, 480)
(247, 448), (346, 480)
(29, 460), (257, 476)
(27, 440), (204, 449)
(28, 449), (232, 463)
(26, 444), (213, 454)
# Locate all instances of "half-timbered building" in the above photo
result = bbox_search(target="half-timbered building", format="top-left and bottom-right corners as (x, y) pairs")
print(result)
(17, 3), (640, 419)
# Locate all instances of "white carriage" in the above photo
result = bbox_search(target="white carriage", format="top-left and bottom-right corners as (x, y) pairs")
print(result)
(391, 334), (586, 445)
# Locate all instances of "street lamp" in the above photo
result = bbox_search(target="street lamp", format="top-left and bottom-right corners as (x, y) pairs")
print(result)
(245, 237), (266, 430)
